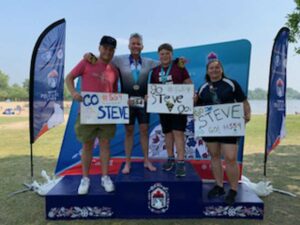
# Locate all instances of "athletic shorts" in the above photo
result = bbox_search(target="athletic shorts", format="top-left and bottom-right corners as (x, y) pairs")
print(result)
(74, 116), (116, 143)
(129, 107), (149, 125)
(159, 114), (187, 133)
(202, 136), (240, 144)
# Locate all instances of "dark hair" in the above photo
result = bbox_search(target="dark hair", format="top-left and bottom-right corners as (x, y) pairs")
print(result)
(99, 35), (117, 48)
(205, 60), (226, 82)
(129, 33), (143, 43)
(158, 43), (173, 52)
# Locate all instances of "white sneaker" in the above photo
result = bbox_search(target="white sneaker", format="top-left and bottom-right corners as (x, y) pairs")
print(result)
(78, 177), (90, 195)
(101, 175), (115, 192)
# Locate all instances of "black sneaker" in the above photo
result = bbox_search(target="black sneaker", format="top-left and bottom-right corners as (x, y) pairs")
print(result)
(175, 161), (186, 177)
(207, 185), (225, 198)
(225, 189), (237, 205)
(162, 158), (175, 171)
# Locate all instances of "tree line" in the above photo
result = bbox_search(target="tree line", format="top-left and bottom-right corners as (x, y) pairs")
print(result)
(1, 70), (299, 101)
(248, 88), (300, 100)
(0, 70), (71, 101)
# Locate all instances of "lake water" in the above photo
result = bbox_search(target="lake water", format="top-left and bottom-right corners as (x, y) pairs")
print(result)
(249, 100), (300, 115)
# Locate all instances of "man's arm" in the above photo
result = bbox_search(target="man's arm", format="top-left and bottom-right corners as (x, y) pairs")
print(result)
(83, 52), (119, 68)
(83, 52), (98, 64)
(65, 72), (82, 102)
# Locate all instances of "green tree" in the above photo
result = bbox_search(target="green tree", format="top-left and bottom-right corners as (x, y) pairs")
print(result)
(286, 0), (300, 54)
(248, 88), (267, 100)
(286, 87), (300, 99)
(8, 83), (28, 101)
(64, 82), (72, 100)
(0, 70), (9, 100)
(22, 78), (29, 93)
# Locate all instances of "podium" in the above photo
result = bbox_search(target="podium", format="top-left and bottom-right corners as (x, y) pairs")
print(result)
(46, 162), (263, 220)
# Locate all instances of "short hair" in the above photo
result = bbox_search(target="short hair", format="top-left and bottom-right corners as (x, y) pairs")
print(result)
(129, 33), (143, 43)
(158, 43), (173, 52)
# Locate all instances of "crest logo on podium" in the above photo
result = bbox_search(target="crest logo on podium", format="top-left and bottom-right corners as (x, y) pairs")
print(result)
(148, 183), (170, 214)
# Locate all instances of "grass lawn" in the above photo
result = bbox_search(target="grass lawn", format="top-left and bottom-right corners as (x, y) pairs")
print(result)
(0, 115), (299, 225)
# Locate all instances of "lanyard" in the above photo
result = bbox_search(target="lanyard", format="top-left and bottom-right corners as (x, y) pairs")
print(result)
(129, 55), (142, 84)
(209, 82), (221, 104)
(160, 63), (172, 84)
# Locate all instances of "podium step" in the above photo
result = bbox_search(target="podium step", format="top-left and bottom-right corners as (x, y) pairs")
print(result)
(202, 183), (264, 219)
(45, 162), (264, 220)
(115, 162), (202, 218)
(46, 175), (116, 219)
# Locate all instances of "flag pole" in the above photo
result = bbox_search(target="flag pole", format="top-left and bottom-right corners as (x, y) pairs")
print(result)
(263, 36), (274, 177)
(9, 19), (66, 197)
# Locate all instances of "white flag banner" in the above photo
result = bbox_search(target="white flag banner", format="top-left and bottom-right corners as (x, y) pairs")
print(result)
(80, 92), (129, 124)
(147, 84), (194, 114)
(194, 102), (245, 137)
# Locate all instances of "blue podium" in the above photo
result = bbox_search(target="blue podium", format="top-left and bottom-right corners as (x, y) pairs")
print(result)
(115, 162), (202, 218)
(46, 162), (263, 220)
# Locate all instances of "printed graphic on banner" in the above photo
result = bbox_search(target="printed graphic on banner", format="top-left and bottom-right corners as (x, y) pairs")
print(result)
(30, 19), (66, 143)
(194, 103), (245, 137)
(55, 39), (251, 177)
(80, 92), (129, 124)
(147, 84), (194, 114)
(266, 27), (289, 154)
(148, 116), (209, 159)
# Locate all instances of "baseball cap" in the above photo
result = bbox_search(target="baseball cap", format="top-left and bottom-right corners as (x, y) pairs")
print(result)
(100, 35), (117, 48)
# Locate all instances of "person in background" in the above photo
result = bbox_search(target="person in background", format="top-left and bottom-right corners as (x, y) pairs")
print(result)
(65, 36), (119, 194)
(195, 52), (251, 205)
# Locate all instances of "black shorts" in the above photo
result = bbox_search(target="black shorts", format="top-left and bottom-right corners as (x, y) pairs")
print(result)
(129, 107), (149, 125)
(159, 114), (187, 133)
(202, 136), (240, 144)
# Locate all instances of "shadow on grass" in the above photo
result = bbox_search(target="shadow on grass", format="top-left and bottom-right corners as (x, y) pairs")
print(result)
(0, 147), (299, 225)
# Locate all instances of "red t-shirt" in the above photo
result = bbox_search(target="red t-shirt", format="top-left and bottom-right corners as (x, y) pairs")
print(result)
(150, 63), (190, 84)
(70, 59), (119, 93)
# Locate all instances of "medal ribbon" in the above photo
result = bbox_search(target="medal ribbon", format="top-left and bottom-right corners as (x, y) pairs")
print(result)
(160, 62), (172, 84)
(129, 55), (142, 84)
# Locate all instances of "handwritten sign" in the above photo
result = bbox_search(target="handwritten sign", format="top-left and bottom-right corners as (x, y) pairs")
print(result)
(147, 84), (194, 114)
(80, 92), (129, 124)
(194, 103), (245, 137)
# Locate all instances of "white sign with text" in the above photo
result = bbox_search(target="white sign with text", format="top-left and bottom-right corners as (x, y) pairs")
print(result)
(147, 84), (194, 114)
(194, 103), (245, 137)
(80, 92), (129, 124)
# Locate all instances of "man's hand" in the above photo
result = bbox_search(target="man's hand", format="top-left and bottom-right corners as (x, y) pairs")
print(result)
(83, 52), (98, 64)
(71, 91), (83, 102)
(177, 57), (187, 68)
(144, 95), (148, 102)
(127, 99), (134, 106)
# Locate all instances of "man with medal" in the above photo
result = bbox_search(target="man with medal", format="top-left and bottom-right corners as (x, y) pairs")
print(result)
(84, 33), (158, 174)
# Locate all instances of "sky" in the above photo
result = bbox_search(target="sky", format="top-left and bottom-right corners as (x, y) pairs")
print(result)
(0, 0), (299, 90)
